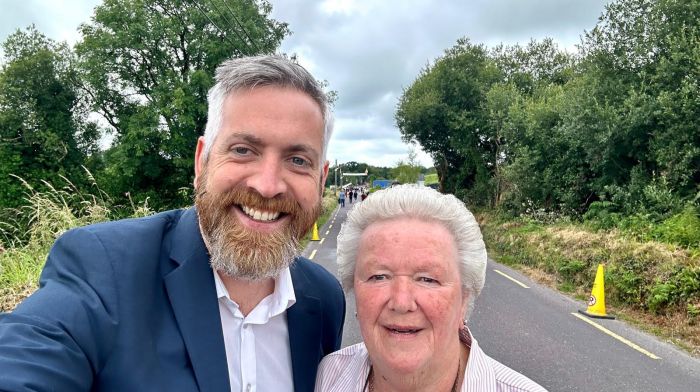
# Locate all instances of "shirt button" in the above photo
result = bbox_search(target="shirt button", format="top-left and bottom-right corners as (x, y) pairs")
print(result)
(246, 383), (251, 392)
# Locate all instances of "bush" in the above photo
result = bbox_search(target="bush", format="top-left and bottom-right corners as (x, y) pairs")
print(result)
(653, 206), (700, 247)
(583, 201), (622, 229)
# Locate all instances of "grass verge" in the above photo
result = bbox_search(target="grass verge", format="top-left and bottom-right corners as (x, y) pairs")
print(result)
(478, 211), (700, 357)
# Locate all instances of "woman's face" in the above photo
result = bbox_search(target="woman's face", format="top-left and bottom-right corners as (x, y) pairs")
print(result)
(354, 217), (468, 374)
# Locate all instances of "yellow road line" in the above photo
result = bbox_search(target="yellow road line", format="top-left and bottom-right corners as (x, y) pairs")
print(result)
(493, 269), (530, 288)
(319, 238), (325, 245)
(325, 230), (330, 235)
(571, 312), (660, 359)
(309, 249), (317, 260)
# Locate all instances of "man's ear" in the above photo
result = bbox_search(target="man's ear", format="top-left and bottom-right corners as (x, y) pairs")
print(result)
(321, 160), (330, 185)
(320, 160), (330, 195)
(193, 137), (206, 189)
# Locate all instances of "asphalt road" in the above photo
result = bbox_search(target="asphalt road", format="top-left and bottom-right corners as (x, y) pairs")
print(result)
(303, 201), (700, 391)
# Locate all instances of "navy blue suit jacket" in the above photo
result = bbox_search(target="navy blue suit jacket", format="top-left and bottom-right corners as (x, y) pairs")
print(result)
(0, 208), (345, 391)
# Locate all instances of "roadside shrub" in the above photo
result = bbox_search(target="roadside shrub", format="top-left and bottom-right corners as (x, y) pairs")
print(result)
(557, 259), (587, 284)
(607, 259), (646, 305)
(688, 304), (700, 325)
(583, 201), (621, 230)
(653, 206), (700, 248)
(648, 281), (676, 314)
(647, 266), (700, 314)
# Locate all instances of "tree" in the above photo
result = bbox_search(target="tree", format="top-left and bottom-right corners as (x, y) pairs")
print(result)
(483, 82), (521, 206)
(0, 26), (99, 209)
(577, 0), (700, 209)
(76, 0), (289, 209)
(391, 147), (422, 185)
(396, 38), (501, 203)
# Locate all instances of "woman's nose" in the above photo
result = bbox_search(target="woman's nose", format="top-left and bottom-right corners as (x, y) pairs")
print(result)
(387, 278), (418, 313)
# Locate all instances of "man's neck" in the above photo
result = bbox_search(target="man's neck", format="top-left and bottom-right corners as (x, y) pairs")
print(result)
(217, 271), (275, 316)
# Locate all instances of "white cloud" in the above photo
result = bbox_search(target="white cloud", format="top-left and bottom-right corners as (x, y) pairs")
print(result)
(270, 0), (609, 168)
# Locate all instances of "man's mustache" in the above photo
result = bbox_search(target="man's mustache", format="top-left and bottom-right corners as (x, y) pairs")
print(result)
(199, 185), (303, 217)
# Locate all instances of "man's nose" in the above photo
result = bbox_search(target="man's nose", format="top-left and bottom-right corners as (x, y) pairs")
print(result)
(388, 278), (418, 313)
(247, 156), (287, 199)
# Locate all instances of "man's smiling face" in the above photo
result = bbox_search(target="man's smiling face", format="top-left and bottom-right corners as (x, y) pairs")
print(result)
(194, 85), (329, 280)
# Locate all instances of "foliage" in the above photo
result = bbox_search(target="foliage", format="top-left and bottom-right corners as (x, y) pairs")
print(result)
(75, 0), (289, 210)
(424, 173), (439, 186)
(396, 38), (501, 203)
(0, 174), (153, 311)
(392, 147), (422, 184)
(398, 0), (699, 217)
(653, 206), (700, 248)
(0, 26), (99, 210)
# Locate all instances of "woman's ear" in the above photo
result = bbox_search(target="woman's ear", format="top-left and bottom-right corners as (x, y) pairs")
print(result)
(459, 290), (470, 327)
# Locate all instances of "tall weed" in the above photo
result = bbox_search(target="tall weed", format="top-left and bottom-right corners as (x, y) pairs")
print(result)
(0, 174), (152, 311)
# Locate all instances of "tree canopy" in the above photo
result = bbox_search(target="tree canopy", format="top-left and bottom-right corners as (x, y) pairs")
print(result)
(396, 0), (699, 216)
(76, 0), (289, 209)
(0, 26), (98, 209)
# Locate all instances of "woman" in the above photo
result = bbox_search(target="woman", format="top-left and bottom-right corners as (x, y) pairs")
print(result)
(316, 185), (547, 391)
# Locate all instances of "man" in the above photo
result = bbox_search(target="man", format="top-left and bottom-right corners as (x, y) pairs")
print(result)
(0, 55), (346, 392)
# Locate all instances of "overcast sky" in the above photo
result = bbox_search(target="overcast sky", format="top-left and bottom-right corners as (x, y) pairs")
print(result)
(1, 0), (611, 167)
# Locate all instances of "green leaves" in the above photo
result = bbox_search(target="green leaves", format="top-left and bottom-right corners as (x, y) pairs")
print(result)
(398, 0), (699, 218)
(0, 26), (96, 209)
(75, 0), (289, 209)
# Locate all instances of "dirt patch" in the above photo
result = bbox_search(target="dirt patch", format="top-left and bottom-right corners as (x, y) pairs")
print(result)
(1, 283), (37, 312)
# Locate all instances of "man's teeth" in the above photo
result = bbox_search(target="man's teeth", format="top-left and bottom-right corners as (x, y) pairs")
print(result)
(241, 205), (281, 221)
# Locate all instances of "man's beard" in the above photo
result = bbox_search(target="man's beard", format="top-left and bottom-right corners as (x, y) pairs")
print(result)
(195, 171), (322, 281)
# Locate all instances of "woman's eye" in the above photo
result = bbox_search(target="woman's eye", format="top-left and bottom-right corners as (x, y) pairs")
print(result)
(417, 276), (439, 285)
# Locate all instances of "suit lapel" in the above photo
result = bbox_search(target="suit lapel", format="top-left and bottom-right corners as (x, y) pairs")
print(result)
(164, 208), (229, 392)
(288, 261), (323, 392)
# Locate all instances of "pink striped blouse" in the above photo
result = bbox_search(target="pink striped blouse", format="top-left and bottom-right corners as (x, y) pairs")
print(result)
(314, 328), (548, 392)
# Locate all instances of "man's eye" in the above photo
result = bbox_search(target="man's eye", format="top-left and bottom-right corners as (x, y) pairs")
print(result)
(232, 146), (251, 155)
(290, 156), (310, 167)
(368, 274), (388, 282)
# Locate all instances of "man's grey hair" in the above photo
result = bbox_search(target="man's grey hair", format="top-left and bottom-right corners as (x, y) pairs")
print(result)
(201, 55), (334, 164)
(336, 184), (488, 319)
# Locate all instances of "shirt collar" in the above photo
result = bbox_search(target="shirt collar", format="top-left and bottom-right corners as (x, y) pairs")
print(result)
(462, 327), (498, 392)
(213, 267), (297, 321)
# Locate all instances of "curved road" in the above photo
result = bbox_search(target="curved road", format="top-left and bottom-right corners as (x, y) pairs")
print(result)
(303, 202), (700, 391)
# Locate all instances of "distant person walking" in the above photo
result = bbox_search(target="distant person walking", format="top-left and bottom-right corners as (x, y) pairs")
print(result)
(353, 189), (358, 201)
(339, 189), (345, 207)
(348, 189), (354, 203)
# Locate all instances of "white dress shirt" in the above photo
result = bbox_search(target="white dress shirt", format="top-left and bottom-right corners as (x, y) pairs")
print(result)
(314, 327), (548, 392)
(214, 268), (296, 392)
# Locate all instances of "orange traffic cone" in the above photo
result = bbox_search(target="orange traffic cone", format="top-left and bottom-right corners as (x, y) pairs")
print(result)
(311, 222), (320, 241)
(578, 263), (615, 319)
